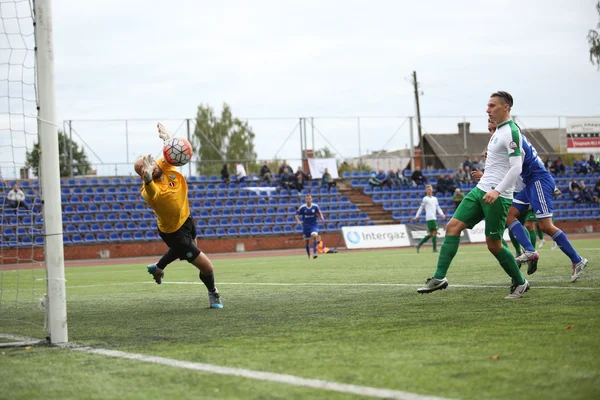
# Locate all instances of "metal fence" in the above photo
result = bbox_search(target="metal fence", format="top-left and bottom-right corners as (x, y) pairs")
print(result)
(0, 115), (577, 180)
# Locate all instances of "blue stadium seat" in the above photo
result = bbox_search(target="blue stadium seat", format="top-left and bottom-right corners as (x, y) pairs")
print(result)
(227, 227), (237, 236)
(261, 226), (272, 235)
(84, 233), (96, 243)
(121, 232), (133, 241)
(97, 233), (109, 242)
(145, 231), (157, 240)
(133, 232), (144, 241)
(238, 226), (249, 235)
(102, 223), (114, 232)
(95, 214), (106, 223)
(204, 228), (215, 237)
(216, 228), (226, 236)
(90, 224), (102, 232)
(77, 225), (89, 233)
(250, 226), (260, 235)
(34, 236), (45, 246)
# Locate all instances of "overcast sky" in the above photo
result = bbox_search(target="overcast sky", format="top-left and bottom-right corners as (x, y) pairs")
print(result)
(2, 0), (600, 177)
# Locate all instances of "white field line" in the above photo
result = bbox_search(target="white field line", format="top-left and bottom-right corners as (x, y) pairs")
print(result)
(63, 281), (600, 291)
(0, 334), (454, 400)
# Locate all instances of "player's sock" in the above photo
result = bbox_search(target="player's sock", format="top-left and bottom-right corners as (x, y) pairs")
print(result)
(508, 231), (521, 254)
(312, 241), (318, 255)
(417, 235), (430, 247)
(432, 236), (437, 252)
(199, 272), (216, 292)
(494, 246), (526, 285)
(528, 230), (537, 248)
(508, 221), (535, 252)
(157, 248), (178, 270)
(551, 229), (582, 264)
(305, 244), (310, 257)
(433, 235), (460, 279)
(536, 226), (544, 240)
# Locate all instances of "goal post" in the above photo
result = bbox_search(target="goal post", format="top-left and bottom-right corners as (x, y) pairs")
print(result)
(35, 0), (68, 344)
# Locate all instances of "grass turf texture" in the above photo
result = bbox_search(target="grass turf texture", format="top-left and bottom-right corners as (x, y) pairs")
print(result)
(1, 238), (599, 400)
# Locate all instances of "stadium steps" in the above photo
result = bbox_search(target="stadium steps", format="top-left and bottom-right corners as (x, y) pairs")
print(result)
(338, 186), (396, 225)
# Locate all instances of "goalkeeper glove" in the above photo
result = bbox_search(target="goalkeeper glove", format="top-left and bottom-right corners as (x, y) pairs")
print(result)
(142, 154), (154, 184)
(157, 122), (172, 142)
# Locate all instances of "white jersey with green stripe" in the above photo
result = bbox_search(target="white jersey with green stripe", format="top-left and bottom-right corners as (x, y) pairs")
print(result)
(477, 119), (521, 199)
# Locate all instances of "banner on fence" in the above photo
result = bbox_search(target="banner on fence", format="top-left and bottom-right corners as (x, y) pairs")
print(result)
(566, 117), (600, 153)
(307, 158), (339, 179)
(342, 225), (410, 249)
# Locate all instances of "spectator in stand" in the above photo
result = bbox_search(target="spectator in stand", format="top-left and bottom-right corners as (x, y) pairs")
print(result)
(259, 160), (274, 183)
(593, 180), (600, 204)
(278, 160), (289, 175)
(436, 173), (448, 194)
(397, 168), (410, 186)
(220, 164), (230, 184)
(411, 166), (426, 187)
(471, 156), (481, 171)
(234, 163), (247, 183)
(588, 155), (600, 173)
(7, 183), (29, 210)
(376, 169), (390, 188)
(544, 156), (553, 171)
(445, 173), (457, 193)
(387, 169), (400, 187)
(551, 157), (566, 174)
(293, 166), (311, 192)
(574, 155), (590, 174)
(579, 180), (594, 203)
(368, 172), (382, 188)
(568, 179), (582, 203)
(455, 165), (468, 185)
(321, 168), (337, 191)
(462, 156), (472, 171)
(279, 167), (293, 194)
(451, 188), (464, 209)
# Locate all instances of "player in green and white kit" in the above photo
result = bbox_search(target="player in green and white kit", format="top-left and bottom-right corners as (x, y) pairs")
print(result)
(412, 184), (446, 253)
(418, 91), (529, 299)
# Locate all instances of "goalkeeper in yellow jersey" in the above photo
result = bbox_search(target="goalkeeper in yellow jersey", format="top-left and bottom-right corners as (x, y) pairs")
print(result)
(133, 124), (223, 309)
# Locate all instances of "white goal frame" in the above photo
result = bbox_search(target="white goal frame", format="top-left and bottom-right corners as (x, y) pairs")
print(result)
(35, 0), (68, 344)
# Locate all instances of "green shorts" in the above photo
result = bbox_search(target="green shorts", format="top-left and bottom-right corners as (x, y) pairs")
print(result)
(426, 220), (438, 233)
(518, 209), (537, 224)
(452, 187), (512, 240)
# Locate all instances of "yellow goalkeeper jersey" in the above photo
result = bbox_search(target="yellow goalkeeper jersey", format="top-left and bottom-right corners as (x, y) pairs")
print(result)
(140, 156), (190, 234)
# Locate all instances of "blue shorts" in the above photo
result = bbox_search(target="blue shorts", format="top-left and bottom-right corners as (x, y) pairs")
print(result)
(303, 225), (318, 239)
(513, 175), (555, 220)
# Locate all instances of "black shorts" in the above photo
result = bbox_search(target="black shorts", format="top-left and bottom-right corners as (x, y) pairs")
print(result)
(158, 216), (201, 262)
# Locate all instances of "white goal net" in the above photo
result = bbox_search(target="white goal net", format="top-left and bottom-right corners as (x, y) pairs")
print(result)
(0, 0), (67, 346)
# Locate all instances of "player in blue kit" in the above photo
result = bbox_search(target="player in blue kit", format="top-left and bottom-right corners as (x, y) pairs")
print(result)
(295, 194), (325, 259)
(496, 106), (589, 281)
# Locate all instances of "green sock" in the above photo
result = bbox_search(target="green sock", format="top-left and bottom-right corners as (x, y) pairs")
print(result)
(493, 246), (525, 285)
(417, 235), (430, 247)
(528, 230), (537, 248)
(508, 231), (521, 254)
(433, 236), (460, 279)
(432, 236), (438, 251)
(536, 226), (543, 240)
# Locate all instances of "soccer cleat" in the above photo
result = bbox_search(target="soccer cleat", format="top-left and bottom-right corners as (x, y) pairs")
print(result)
(147, 264), (164, 284)
(551, 241), (558, 250)
(208, 288), (223, 308)
(526, 260), (537, 275)
(415, 245), (420, 254)
(537, 239), (545, 249)
(570, 258), (588, 282)
(417, 277), (448, 294)
(505, 279), (530, 299)
(515, 250), (539, 265)
(313, 255), (318, 259)
(432, 249), (438, 253)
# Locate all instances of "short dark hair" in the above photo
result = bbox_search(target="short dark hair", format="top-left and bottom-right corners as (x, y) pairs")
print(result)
(491, 91), (513, 108)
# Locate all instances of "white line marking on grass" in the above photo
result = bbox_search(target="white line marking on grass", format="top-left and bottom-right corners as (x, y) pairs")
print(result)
(67, 346), (454, 400)
(159, 282), (600, 291)
(0, 334), (453, 400)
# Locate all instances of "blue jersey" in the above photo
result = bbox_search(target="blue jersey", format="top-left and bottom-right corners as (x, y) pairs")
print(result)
(296, 203), (320, 227)
(519, 133), (550, 185)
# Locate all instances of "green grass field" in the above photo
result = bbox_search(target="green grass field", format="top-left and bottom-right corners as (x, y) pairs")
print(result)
(1, 239), (600, 400)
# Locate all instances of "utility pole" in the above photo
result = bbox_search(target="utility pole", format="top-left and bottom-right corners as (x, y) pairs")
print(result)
(412, 71), (424, 167)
